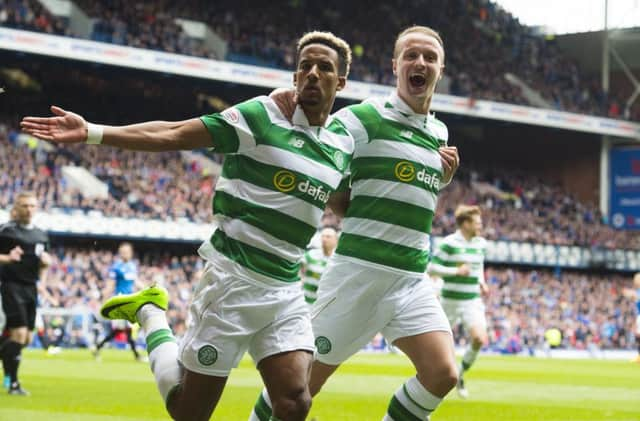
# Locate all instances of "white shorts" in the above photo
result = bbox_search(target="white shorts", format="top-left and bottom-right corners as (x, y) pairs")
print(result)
(635, 315), (640, 336)
(311, 255), (451, 365)
(179, 260), (315, 377)
(441, 297), (487, 332)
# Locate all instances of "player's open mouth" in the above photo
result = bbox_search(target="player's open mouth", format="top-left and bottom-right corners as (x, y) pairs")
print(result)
(409, 74), (426, 87)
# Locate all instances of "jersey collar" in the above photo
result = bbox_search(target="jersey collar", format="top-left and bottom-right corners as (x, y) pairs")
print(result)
(387, 91), (435, 121)
(293, 105), (330, 129)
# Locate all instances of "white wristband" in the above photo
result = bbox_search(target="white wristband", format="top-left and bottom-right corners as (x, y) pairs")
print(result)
(86, 123), (104, 145)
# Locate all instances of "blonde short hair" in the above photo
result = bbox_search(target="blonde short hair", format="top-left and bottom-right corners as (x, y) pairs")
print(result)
(455, 205), (481, 227)
(296, 31), (352, 77)
(393, 25), (445, 62)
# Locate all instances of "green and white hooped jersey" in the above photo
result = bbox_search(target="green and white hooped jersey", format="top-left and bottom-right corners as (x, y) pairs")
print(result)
(333, 92), (448, 274)
(197, 96), (353, 286)
(429, 230), (487, 300)
(302, 248), (330, 304)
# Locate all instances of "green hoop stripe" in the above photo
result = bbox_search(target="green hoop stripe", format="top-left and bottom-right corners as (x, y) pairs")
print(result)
(146, 329), (176, 354)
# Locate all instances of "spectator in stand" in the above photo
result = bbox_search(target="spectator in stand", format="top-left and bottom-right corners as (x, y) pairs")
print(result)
(32, 247), (638, 353)
(2, 0), (638, 121)
(2, 123), (638, 249)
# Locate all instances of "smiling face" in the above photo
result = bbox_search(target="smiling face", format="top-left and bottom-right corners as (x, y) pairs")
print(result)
(293, 43), (346, 114)
(392, 32), (445, 108)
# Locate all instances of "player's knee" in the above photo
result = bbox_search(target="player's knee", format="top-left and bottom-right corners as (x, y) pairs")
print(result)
(272, 387), (312, 421)
(472, 335), (486, 349)
(435, 361), (459, 394)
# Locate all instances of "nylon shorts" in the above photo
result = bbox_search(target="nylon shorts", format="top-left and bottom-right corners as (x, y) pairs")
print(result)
(179, 259), (315, 377)
(1, 282), (37, 330)
(440, 297), (487, 332)
(311, 255), (451, 365)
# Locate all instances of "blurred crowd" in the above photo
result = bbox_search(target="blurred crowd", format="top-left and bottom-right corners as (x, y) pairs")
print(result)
(480, 268), (636, 352)
(34, 247), (637, 351)
(38, 247), (203, 343)
(74, 0), (216, 58)
(0, 0), (69, 36)
(1, 0), (638, 121)
(0, 123), (217, 222)
(2, 119), (635, 249)
(433, 166), (640, 249)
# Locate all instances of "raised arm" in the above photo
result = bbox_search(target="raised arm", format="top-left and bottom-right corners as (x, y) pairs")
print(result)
(21, 106), (212, 151)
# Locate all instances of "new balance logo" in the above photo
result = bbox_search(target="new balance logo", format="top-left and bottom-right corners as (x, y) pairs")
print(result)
(289, 138), (305, 148)
(400, 130), (413, 139)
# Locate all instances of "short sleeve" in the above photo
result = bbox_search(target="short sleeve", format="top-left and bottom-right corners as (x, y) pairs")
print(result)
(200, 97), (269, 154)
(333, 104), (375, 147)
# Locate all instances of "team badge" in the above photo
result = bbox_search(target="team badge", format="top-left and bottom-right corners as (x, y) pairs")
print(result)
(315, 336), (332, 354)
(334, 151), (345, 170)
(197, 345), (218, 366)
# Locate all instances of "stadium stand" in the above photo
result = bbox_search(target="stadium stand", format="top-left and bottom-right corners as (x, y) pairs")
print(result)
(0, 0), (70, 36)
(0, 2), (637, 356)
(433, 166), (640, 249)
(483, 268), (636, 352)
(0, 0), (637, 120)
(2, 126), (635, 249)
(0, 124), (217, 222)
(34, 247), (637, 352)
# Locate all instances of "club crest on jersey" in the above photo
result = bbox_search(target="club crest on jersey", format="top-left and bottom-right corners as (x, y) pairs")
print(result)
(333, 151), (345, 170)
(221, 108), (240, 124)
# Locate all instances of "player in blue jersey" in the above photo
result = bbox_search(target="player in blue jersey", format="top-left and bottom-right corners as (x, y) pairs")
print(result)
(623, 273), (640, 363)
(93, 243), (145, 361)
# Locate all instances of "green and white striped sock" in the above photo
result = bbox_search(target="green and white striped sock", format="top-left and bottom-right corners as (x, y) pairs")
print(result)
(139, 305), (180, 402)
(249, 388), (272, 421)
(462, 346), (479, 372)
(384, 376), (441, 420)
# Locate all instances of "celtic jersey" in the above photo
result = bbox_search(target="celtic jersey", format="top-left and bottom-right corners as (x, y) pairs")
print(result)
(332, 92), (448, 274)
(428, 230), (486, 300)
(301, 248), (331, 304)
(198, 96), (353, 285)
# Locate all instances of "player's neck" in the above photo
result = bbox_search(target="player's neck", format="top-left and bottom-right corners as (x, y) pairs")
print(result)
(322, 246), (334, 257)
(461, 230), (473, 241)
(399, 92), (432, 115)
(300, 98), (335, 127)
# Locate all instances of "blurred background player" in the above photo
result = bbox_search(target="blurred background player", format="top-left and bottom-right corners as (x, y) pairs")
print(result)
(428, 205), (488, 399)
(302, 226), (338, 305)
(92, 242), (145, 361)
(622, 273), (640, 363)
(0, 191), (51, 395)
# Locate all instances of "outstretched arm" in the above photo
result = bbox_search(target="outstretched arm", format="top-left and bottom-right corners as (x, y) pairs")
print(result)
(21, 106), (212, 151)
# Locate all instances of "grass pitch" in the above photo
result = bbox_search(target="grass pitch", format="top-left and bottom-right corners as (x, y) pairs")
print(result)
(0, 349), (638, 420)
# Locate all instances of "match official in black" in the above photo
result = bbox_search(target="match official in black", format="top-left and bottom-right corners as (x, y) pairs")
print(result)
(0, 191), (51, 395)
